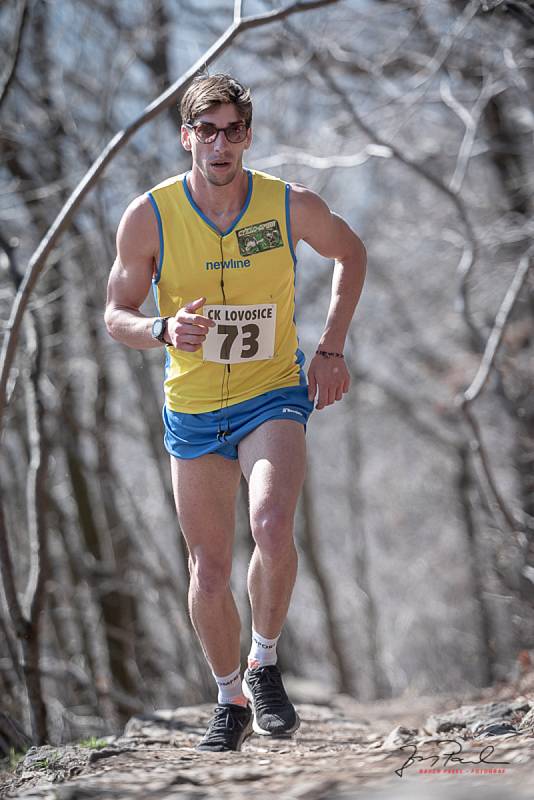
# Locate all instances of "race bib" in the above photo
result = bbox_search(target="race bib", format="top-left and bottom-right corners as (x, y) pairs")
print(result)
(202, 304), (276, 364)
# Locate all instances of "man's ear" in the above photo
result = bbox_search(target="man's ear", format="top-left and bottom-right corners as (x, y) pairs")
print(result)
(181, 125), (192, 152)
(244, 126), (252, 151)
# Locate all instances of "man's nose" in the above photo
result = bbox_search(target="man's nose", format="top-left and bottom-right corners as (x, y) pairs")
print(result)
(213, 130), (227, 150)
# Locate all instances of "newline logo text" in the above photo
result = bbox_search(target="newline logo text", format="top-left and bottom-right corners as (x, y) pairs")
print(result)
(205, 258), (251, 271)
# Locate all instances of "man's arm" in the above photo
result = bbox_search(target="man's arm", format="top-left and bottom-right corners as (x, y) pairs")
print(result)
(290, 184), (367, 410)
(104, 195), (214, 350)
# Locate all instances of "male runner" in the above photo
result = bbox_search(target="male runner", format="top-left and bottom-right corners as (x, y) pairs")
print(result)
(105, 74), (366, 752)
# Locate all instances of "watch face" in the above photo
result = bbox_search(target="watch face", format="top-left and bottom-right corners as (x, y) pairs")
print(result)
(152, 318), (164, 339)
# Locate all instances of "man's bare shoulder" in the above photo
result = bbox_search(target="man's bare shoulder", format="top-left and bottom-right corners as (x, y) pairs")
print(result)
(150, 173), (186, 193)
(289, 183), (332, 244)
(120, 193), (156, 228)
(288, 182), (325, 212)
(119, 172), (185, 243)
(288, 182), (364, 260)
(117, 194), (159, 257)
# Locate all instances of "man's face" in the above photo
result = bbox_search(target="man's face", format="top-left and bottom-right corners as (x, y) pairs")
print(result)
(181, 103), (252, 187)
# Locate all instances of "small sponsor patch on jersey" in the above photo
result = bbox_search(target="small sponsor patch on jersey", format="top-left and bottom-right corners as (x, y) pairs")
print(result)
(236, 219), (283, 256)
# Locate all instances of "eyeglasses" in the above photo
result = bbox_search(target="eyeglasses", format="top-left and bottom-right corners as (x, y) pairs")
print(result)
(185, 120), (249, 144)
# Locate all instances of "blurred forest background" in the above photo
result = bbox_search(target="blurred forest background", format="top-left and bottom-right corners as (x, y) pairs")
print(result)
(0, 0), (533, 749)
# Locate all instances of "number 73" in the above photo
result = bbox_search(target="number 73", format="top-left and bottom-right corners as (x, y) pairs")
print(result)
(218, 323), (259, 360)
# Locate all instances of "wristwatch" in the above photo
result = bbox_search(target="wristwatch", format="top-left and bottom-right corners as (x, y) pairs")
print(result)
(151, 316), (170, 343)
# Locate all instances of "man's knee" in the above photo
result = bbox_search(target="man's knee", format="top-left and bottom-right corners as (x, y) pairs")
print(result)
(189, 553), (232, 596)
(250, 507), (296, 557)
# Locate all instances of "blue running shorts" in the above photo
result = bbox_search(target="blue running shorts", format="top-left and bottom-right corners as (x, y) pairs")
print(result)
(163, 385), (314, 460)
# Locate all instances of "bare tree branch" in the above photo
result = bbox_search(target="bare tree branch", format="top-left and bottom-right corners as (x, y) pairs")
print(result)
(0, 492), (27, 640)
(479, 0), (534, 26)
(300, 477), (352, 693)
(461, 402), (522, 532)
(440, 74), (506, 195)
(0, 234), (49, 742)
(234, 0), (244, 23)
(284, 20), (484, 349)
(20, 308), (49, 743)
(407, 0), (480, 91)
(457, 248), (532, 533)
(0, 0), (29, 110)
(0, 0), (341, 434)
(253, 143), (392, 170)
(462, 248), (532, 405)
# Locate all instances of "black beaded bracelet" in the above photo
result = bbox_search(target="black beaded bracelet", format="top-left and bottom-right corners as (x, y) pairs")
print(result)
(316, 349), (344, 358)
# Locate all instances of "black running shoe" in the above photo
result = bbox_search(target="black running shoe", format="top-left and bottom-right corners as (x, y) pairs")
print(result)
(242, 665), (300, 736)
(196, 703), (253, 752)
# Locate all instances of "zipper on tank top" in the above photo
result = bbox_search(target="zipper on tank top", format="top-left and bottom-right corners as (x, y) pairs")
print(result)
(218, 234), (231, 438)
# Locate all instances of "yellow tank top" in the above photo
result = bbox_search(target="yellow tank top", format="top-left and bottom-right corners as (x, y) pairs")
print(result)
(147, 169), (305, 413)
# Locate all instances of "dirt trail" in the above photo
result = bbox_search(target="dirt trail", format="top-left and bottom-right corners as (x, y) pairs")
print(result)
(2, 678), (533, 799)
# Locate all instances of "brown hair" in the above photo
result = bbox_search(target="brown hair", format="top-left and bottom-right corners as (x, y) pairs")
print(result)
(180, 73), (252, 126)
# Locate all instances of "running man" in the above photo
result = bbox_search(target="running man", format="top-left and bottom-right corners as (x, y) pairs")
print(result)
(105, 74), (366, 752)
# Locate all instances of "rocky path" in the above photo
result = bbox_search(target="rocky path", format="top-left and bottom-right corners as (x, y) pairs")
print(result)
(2, 679), (534, 800)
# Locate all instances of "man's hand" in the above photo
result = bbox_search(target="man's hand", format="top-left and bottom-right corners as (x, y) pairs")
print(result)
(307, 354), (350, 410)
(166, 297), (215, 351)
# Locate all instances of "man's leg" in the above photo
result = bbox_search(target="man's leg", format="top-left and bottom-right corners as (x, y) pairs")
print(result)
(171, 453), (253, 751)
(170, 453), (242, 676)
(238, 420), (306, 636)
(238, 419), (306, 735)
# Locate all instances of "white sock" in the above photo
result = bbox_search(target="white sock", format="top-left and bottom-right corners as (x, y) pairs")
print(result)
(248, 628), (280, 669)
(213, 666), (247, 706)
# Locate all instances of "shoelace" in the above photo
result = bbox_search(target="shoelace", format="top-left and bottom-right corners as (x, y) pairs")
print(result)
(205, 706), (245, 743)
(248, 667), (289, 712)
